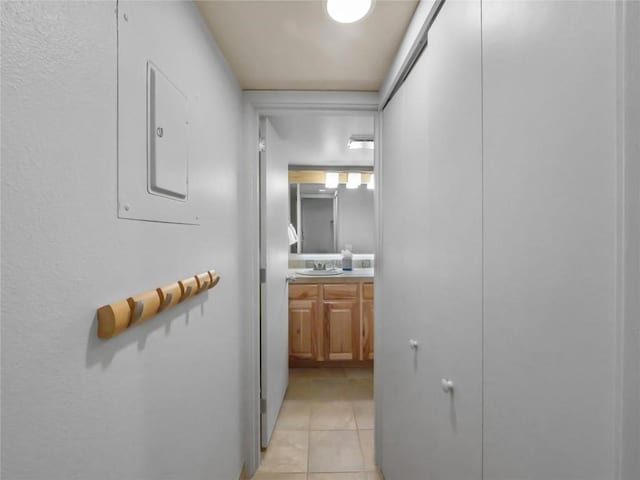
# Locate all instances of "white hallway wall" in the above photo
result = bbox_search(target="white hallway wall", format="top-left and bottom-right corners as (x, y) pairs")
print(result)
(622, 1), (640, 479)
(1, 1), (246, 479)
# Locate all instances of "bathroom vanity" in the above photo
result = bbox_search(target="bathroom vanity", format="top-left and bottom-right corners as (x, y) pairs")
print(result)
(288, 269), (373, 367)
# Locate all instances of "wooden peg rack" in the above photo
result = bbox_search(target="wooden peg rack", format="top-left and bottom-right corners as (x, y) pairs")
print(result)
(97, 270), (220, 339)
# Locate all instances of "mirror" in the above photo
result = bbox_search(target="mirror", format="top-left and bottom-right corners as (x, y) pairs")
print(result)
(289, 168), (374, 254)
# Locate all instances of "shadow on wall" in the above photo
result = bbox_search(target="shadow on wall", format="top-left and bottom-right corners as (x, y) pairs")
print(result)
(85, 293), (210, 369)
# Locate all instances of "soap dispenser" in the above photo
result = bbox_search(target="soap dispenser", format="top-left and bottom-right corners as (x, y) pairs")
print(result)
(342, 245), (353, 271)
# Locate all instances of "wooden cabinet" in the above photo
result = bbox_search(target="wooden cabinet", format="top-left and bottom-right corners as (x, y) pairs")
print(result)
(288, 285), (320, 361)
(322, 284), (360, 361)
(324, 299), (360, 361)
(289, 280), (373, 366)
(288, 299), (316, 360)
(324, 284), (359, 300)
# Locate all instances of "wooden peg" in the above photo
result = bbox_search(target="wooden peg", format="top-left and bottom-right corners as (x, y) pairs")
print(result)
(157, 282), (181, 311)
(127, 290), (161, 326)
(208, 270), (220, 289)
(97, 298), (133, 339)
(178, 277), (198, 302)
(196, 272), (211, 292)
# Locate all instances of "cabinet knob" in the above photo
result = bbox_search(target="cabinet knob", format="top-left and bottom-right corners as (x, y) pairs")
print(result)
(441, 378), (454, 394)
(408, 339), (419, 350)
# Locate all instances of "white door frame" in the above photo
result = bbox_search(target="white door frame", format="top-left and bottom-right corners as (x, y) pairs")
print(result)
(242, 91), (380, 477)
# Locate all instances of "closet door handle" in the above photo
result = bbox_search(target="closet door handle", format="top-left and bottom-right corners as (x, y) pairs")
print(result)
(441, 378), (454, 394)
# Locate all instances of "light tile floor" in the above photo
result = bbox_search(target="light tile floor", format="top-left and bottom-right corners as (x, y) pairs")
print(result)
(252, 368), (383, 480)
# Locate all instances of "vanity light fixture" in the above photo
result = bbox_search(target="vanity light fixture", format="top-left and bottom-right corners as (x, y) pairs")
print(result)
(326, 0), (373, 24)
(325, 171), (340, 189)
(367, 174), (375, 190)
(348, 135), (374, 150)
(346, 172), (362, 189)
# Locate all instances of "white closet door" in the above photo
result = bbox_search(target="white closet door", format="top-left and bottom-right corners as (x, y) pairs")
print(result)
(482, 1), (619, 478)
(379, 1), (483, 478)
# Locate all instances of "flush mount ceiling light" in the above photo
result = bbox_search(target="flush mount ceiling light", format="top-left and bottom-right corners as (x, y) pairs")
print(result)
(346, 172), (362, 189)
(326, 0), (374, 24)
(348, 135), (374, 150)
(325, 171), (339, 189)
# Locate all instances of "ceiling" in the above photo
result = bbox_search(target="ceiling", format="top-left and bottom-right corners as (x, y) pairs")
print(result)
(196, 0), (419, 91)
(269, 114), (374, 166)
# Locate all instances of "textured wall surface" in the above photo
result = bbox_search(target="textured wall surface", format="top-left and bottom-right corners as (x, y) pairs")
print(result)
(1, 1), (245, 479)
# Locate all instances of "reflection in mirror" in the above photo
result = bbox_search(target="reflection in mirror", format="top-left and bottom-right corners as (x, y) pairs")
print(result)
(289, 168), (374, 254)
(299, 186), (337, 253)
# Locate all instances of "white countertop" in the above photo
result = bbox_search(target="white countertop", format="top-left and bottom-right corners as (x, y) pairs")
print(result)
(288, 268), (374, 280)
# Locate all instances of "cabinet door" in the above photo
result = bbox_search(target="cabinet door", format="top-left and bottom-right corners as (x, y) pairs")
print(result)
(289, 284), (319, 300)
(288, 299), (316, 360)
(323, 300), (360, 361)
(362, 299), (374, 360)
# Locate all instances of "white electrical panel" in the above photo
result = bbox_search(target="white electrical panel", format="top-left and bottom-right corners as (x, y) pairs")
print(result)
(117, 8), (199, 225)
(147, 62), (188, 201)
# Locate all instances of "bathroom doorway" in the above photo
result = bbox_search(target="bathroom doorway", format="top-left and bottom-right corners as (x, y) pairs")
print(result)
(244, 91), (381, 479)
(253, 106), (379, 479)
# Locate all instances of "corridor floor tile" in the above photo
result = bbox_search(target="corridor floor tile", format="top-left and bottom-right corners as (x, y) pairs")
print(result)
(251, 473), (307, 480)
(344, 368), (373, 380)
(308, 430), (364, 473)
(275, 400), (312, 431)
(344, 379), (373, 401)
(308, 473), (366, 480)
(257, 368), (379, 479)
(286, 378), (351, 402)
(258, 430), (308, 473)
(358, 429), (376, 471)
(309, 401), (357, 430)
(291, 368), (348, 379)
(352, 400), (374, 429)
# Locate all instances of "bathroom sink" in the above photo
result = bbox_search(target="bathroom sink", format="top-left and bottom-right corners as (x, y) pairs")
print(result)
(296, 268), (343, 276)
